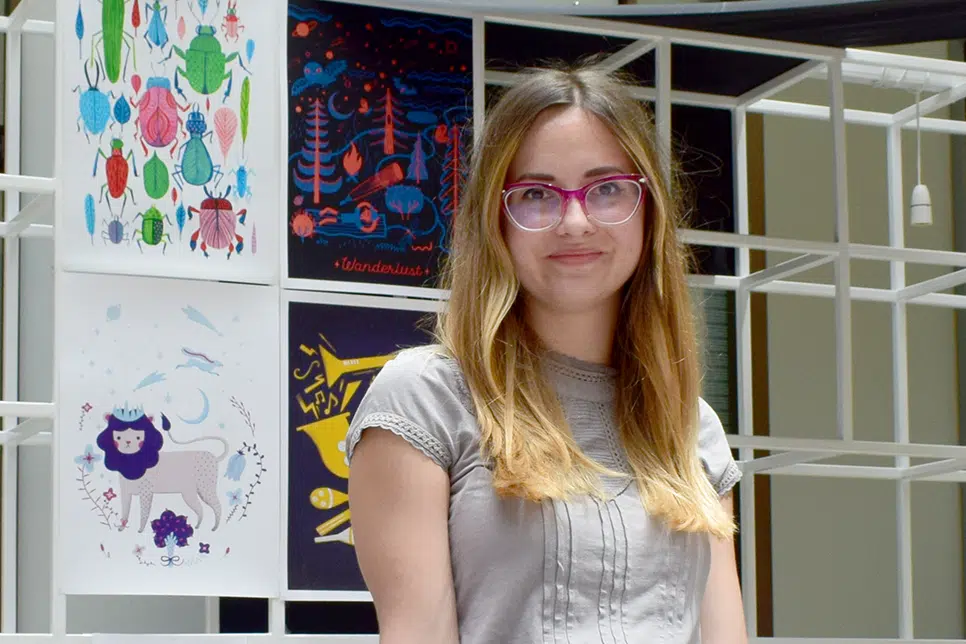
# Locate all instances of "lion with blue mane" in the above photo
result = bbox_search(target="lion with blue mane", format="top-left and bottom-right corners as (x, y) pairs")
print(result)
(96, 403), (229, 533)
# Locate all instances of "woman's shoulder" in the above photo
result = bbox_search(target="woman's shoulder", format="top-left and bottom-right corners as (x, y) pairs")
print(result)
(346, 343), (475, 470)
(372, 343), (472, 408)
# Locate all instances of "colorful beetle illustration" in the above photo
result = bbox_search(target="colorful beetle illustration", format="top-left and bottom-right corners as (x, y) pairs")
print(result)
(133, 205), (173, 253)
(144, 0), (170, 52)
(229, 162), (253, 202)
(93, 138), (139, 215)
(174, 108), (222, 189)
(188, 185), (246, 259)
(90, 0), (136, 84)
(74, 61), (114, 142)
(134, 76), (189, 156)
(169, 24), (250, 101)
(102, 213), (130, 245)
(221, 0), (244, 43)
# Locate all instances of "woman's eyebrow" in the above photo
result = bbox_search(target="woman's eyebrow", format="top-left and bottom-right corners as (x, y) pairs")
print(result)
(512, 166), (626, 183)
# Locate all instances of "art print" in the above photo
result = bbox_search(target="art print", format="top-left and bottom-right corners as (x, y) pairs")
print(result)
(286, 294), (436, 592)
(58, 272), (280, 596)
(286, 0), (472, 290)
(60, 0), (279, 283)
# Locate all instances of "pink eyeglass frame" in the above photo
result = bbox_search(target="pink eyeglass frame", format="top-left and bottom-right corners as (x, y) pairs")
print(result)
(501, 173), (648, 232)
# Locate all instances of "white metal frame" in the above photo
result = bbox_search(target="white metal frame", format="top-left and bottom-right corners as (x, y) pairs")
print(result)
(1, 0), (964, 640)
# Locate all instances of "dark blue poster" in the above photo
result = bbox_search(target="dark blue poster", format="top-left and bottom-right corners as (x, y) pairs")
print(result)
(286, 0), (473, 288)
(287, 299), (433, 591)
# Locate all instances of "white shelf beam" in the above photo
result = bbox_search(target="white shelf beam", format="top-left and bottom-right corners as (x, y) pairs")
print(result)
(595, 38), (656, 73)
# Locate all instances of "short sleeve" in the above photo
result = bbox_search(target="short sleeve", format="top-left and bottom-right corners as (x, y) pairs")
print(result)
(697, 398), (742, 496)
(346, 346), (466, 472)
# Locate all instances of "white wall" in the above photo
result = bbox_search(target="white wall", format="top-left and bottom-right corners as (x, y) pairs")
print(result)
(765, 41), (963, 638)
(15, 0), (206, 633)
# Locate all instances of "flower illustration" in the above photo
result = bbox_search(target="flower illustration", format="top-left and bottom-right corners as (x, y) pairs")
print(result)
(199, 543), (210, 554)
(227, 488), (242, 506)
(103, 488), (116, 502)
(74, 444), (101, 472)
(224, 450), (246, 481)
(133, 545), (145, 557)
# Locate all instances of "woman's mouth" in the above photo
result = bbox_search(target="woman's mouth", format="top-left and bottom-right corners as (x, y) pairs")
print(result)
(548, 250), (603, 265)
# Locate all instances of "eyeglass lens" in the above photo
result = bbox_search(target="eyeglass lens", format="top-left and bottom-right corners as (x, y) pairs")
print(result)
(504, 179), (642, 231)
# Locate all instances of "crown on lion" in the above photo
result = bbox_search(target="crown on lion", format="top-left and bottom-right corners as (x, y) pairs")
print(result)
(112, 402), (145, 422)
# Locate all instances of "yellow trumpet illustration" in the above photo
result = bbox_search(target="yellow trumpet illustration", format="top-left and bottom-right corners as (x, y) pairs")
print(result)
(321, 345), (395, 390)
(296, 345), (395, 480)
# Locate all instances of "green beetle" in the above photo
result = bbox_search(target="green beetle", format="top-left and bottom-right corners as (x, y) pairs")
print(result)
(133, 205), (174, 253)
(170, 25), (250, 101)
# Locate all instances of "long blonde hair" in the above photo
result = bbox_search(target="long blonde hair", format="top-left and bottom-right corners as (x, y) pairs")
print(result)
(435, 63), (733, 538)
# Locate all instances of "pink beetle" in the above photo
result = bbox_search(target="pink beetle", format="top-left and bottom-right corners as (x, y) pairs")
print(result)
(188, 185), (247, 259)
(134, 76), (190, 157)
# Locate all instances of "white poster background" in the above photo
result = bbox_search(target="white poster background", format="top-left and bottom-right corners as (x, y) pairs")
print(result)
(57, 271), (280, 597)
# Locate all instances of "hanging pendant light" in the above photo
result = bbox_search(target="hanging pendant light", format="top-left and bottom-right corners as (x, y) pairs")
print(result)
(910, 89), (932, 227)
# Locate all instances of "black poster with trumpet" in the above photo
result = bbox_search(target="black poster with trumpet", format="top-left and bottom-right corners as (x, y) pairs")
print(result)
(287, 298), (434, 592)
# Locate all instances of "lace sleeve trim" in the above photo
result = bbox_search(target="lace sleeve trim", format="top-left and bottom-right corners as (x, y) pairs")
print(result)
(714, 459), (742, 497)
(346, 411), (450, 471)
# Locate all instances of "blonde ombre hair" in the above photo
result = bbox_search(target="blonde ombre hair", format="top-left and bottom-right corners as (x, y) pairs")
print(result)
(435, 63), (734, 538)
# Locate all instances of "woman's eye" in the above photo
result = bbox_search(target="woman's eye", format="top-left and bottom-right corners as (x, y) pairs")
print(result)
(596, 182), (620, 196)
(522, 188), (548, 200)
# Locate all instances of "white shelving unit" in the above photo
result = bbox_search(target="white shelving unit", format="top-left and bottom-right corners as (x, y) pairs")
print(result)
(2, 0), (965, 641)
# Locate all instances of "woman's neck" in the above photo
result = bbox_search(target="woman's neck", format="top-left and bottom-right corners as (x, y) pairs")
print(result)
(524, 295), (620, 366)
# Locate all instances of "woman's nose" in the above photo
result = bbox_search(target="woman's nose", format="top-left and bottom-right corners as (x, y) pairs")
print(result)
(556, 196), (595, 236)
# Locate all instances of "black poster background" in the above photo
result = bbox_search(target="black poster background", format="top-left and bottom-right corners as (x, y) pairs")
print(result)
(287, 300), (433, 591)
(286, 0), (472, 288)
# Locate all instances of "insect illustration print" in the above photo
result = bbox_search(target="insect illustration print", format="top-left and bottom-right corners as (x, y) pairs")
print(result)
(103, 212), (131, 245)
(133, 205), (174, 253)
(74, 61), (114, 143)
(229, 162), (253, 202)
(93, 138), (139, 216)
(90, 0), (137, 84)
(174, 108), (223, 189)
(67, 0), (272, 277)
(221, 0), (244, 43)
(168, 23), (250, 101)
(143, 0), (170, 53)
(134, 76), (190, 157)
(188, 185), (247, 259)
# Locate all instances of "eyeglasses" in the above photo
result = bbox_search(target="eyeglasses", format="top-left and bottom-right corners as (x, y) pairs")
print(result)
(502, 174), (647, 232)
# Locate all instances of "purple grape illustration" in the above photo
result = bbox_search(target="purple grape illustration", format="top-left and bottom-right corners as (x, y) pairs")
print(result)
(151, 509), (194, 566)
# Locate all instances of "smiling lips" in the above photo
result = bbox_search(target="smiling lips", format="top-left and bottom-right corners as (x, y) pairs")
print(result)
(548, 248), (604, 266)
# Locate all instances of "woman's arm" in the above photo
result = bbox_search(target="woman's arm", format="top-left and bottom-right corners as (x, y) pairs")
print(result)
(348, 428), (460, 644)
(700, 492), (748, 644)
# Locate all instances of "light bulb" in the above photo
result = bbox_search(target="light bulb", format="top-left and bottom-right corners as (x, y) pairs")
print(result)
(910, 183), (932, 227)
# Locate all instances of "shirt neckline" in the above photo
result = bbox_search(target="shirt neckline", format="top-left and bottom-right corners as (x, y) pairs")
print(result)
(542, 349), (616, 403)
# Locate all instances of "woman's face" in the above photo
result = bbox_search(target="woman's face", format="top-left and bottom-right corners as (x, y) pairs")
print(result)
(503, 106), (645, 316)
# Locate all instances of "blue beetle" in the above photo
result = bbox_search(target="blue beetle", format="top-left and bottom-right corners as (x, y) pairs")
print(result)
(229, 162), (254, 202)
(174, 108), (223, 189)
(102, 213), (130, 245)
(144, 0), (169, 53)
(74, 61), (113, 142)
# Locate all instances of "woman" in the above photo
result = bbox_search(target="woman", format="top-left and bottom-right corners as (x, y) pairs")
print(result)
(346, 64), (747, 644)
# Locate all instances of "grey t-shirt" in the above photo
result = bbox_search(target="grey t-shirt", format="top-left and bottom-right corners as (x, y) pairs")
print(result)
(346, 344), (742, 644)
